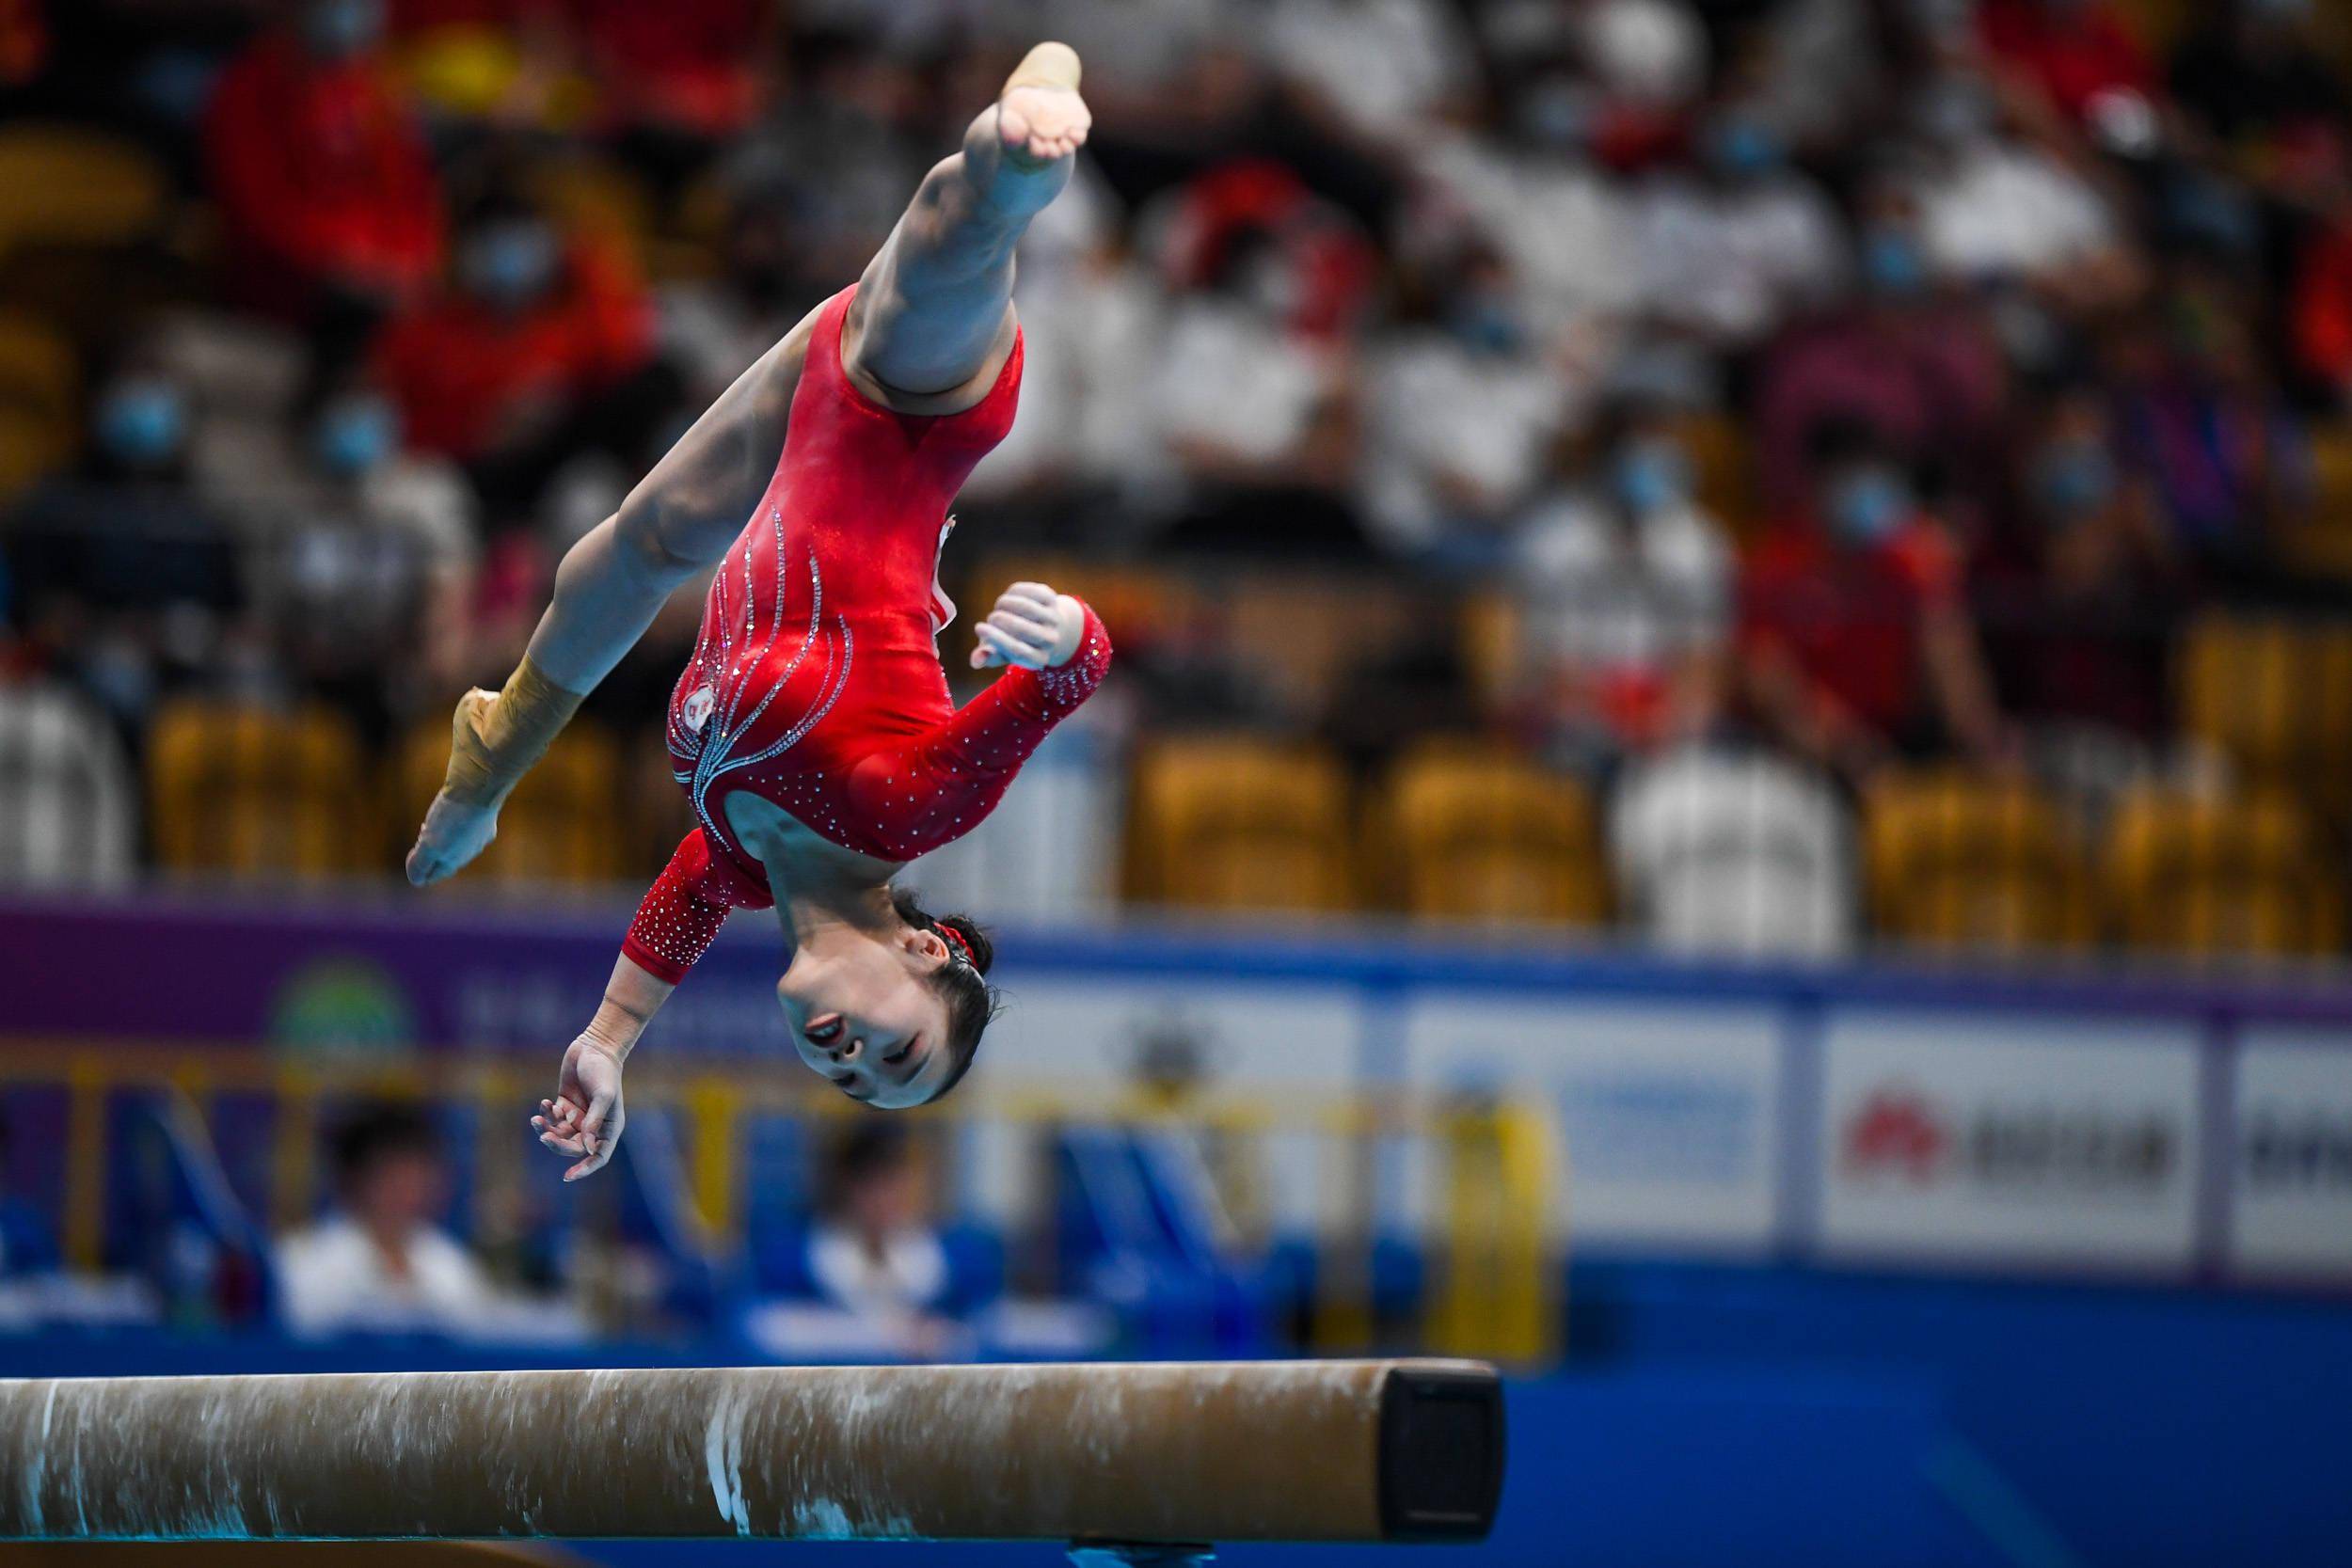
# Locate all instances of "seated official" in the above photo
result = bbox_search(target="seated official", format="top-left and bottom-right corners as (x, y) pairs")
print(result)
(276, 1103), (509, 1338)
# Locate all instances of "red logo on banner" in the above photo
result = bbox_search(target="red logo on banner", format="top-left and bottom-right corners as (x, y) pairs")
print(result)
(1845, 1088), (1947, 1181)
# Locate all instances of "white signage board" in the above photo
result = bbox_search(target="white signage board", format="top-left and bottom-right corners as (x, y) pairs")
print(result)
(957, 974), (1363, 1239)
(1400, 996), (1785, 1250)
(2230, 1025), (2352, 1280)
(1816, 1012), (2203, 1271)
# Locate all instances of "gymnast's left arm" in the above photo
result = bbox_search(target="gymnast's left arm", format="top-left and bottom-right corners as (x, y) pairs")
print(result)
(851, 583), (1112, 845)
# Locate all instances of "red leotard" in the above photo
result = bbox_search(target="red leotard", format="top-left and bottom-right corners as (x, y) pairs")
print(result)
(620, 286), (1112, 984)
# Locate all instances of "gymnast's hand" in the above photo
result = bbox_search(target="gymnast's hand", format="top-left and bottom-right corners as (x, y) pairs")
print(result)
(533, 1036), (627, 1182)
(970, 580), (1085, 671)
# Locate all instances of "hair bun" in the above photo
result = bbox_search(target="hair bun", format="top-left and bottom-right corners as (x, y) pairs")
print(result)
(938, 913), (993, 975)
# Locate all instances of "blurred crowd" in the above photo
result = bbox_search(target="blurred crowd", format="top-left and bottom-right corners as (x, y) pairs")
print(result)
(3, 0), (2351, 949)
(0, 1091), (1053, 1354)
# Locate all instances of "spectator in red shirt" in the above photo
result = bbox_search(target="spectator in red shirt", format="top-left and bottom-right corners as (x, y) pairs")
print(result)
(563, 0), (769, 141)
(372, 184), (668, 520)
(1740, 423), (2012, 785)
(1978, 0), (2161, 135)
(389, 0), (766, 156)
(2294, 192), (2352, 409)
(204, 0), (444, 323)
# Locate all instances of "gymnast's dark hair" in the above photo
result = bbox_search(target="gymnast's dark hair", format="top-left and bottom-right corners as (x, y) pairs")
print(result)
(890, 885), (1001, 1103)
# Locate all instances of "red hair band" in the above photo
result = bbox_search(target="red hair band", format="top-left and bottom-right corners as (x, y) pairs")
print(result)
(938, 924), (976, 967)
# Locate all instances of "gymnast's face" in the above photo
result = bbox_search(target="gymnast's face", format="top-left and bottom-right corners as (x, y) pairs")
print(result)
(778, 927), (957, 1110)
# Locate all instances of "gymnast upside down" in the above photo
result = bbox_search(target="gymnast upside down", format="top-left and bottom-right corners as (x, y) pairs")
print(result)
(404, 43), (1104, 1173)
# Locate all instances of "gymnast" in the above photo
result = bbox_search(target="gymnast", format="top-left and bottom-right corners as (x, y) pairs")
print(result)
(403, 43), (1105, 1175)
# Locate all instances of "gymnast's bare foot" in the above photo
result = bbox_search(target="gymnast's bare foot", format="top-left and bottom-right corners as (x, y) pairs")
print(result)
(998, 79), (1089, 170)
(405, 689), (502, 886)
(406, 788), (498, 886)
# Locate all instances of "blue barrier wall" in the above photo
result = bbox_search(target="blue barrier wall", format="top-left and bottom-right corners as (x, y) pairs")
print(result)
(7, 890), (2350, 1288)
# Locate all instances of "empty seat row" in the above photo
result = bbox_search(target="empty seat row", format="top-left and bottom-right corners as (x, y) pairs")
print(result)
(1867, 771), (2343, 958)
(10, 692), (2344, 963)
(140, 700), (658, 885)
(1124, 736), (2348, 962)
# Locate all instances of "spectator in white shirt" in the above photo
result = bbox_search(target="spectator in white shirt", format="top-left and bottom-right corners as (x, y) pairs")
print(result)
(1362, 244), (1576, 561)
(276, 1103), (506, 1338)
(1633, 104), (1849, 350)
(1512, 401), (1735, 775)
(1411, 120), (1645, 343)
(805, 1124), (956, 1354)
(1906, 75), (2134, 304)
(1262, 0), (1480, 143)
(1142, 180), (1369, 554)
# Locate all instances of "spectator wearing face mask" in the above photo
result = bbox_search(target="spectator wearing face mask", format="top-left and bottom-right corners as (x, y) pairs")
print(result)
(1904, 73), (2133, 304)
(2106, 266), (2306, 588)
(1754, 191), (2008, 516)
(246, 384), (481, 734)
(1406, 75), (1644, 345)
(1360, 245), (1575, 562)
(3, 365), (242, 741)
(204, 0), (444, 351)
(371, 186), (667, 520)
(1511, 401), (1733, 774)
(1630, 103), (1847, 350)
(1143, 166), (1373, 557)
(1979, 386), (2185, 801)
(1739, 422), (2012, 786)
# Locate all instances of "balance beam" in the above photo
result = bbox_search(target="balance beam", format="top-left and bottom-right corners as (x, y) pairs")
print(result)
(0, 1361), (1502, 1550)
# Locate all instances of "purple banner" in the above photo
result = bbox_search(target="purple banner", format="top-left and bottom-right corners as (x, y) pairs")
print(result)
(0, 888), (795, 1058)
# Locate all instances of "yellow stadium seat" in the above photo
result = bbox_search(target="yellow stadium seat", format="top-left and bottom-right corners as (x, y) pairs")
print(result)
(1375, 740), (1606, 925)
(2106, 789), (2344, 960)
(0, 126), (167, 259)
(1126, 735), (1354, 913)
(1221, 572), (1417, 716)
(0, 312), (77, 498)
(2179, 613), (2352, 824)
(148, 703), (370, 879)
(527, 155), (654, 273)
(2293, 421), (2352, 581)
(394, 718), (628, 885)
(1865, 770), (2093, 954)
(1458, 591), (1523, 721)
(962, 554), (1201, 655)
(1669, 410), (1756, 534)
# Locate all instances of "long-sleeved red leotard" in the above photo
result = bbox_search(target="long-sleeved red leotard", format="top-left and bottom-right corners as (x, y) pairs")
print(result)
(620, 286), (1112, 984)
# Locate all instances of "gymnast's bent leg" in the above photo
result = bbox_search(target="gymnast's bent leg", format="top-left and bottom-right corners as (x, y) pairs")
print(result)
(405, 42), (1090, 888)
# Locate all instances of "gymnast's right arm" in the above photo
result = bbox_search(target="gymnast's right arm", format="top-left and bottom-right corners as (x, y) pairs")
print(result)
(529, 953), (661, 1182)
(534, 830), (773, 1179)
(405, 325), (813, 886)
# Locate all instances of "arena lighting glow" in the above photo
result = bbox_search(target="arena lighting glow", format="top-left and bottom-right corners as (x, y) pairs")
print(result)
(0, 1361), (1503, 1566)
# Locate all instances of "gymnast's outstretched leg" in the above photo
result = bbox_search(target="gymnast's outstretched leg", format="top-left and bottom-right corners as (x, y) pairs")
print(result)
(405, 41), (1089, 889)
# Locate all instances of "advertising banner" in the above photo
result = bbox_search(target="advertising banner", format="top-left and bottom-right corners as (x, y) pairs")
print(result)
(1401, 996), (1784, 1250)
(960, 976), (1365, 1238)
(2229, 1027), (2352, 1281)
(1816, 1012), (2203, 1271)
